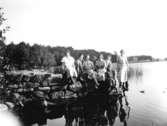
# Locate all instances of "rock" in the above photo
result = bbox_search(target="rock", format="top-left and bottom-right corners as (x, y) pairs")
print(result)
(139, 90), (145, 93)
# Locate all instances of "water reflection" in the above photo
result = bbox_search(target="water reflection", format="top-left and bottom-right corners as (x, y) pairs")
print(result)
(20, 63), (147, 126)
(46, 93), (130, 126)
(47, 62), (167, 126)
(128, 64), (143, 81)
(47, 62), (145, 126)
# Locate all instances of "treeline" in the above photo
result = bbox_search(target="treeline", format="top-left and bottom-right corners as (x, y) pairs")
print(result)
(0, 41), (116, 70)
(128, 55), (153, 62)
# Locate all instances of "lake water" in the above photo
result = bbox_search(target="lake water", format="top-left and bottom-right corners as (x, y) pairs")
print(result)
(46, 62), (167, 126)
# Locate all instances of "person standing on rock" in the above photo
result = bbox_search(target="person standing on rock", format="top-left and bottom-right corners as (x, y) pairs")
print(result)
(82, 54), (94, 74)
(61, 50), (77, 84)
(118, 49), (129, 91)
(105, 55), (113, 72)
(75, 53), (84, 76)
(95, 54), (106, 81)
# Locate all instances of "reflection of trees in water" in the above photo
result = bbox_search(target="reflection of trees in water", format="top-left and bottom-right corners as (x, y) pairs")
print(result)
(18, 70), (130, 126)
(20, 93), (130, 126)
(64, 94), (131, 126)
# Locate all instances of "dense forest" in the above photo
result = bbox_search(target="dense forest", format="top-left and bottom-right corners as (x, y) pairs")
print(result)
(0, 40), (155, 71)
(0, 41), (117, 70)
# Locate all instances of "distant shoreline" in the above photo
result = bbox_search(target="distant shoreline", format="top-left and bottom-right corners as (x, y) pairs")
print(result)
(129, 60), (167, 64)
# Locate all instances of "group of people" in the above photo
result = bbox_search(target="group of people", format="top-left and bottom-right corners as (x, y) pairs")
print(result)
(61, 49), (129, 90)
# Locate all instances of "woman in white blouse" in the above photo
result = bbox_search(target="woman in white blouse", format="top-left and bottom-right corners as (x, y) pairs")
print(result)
(118, 49), (129, 90)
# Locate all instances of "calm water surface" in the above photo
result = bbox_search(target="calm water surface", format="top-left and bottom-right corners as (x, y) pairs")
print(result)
(47, 62), (167, 126)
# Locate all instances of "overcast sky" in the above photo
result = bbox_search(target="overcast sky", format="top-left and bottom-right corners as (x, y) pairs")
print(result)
(1, 0), (167, 58)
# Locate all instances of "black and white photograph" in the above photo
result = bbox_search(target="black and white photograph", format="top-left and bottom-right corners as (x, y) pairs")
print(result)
(0, 0), (167, 126)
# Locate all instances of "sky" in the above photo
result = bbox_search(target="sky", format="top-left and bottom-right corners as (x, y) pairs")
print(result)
(0, 0), (167, 58)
